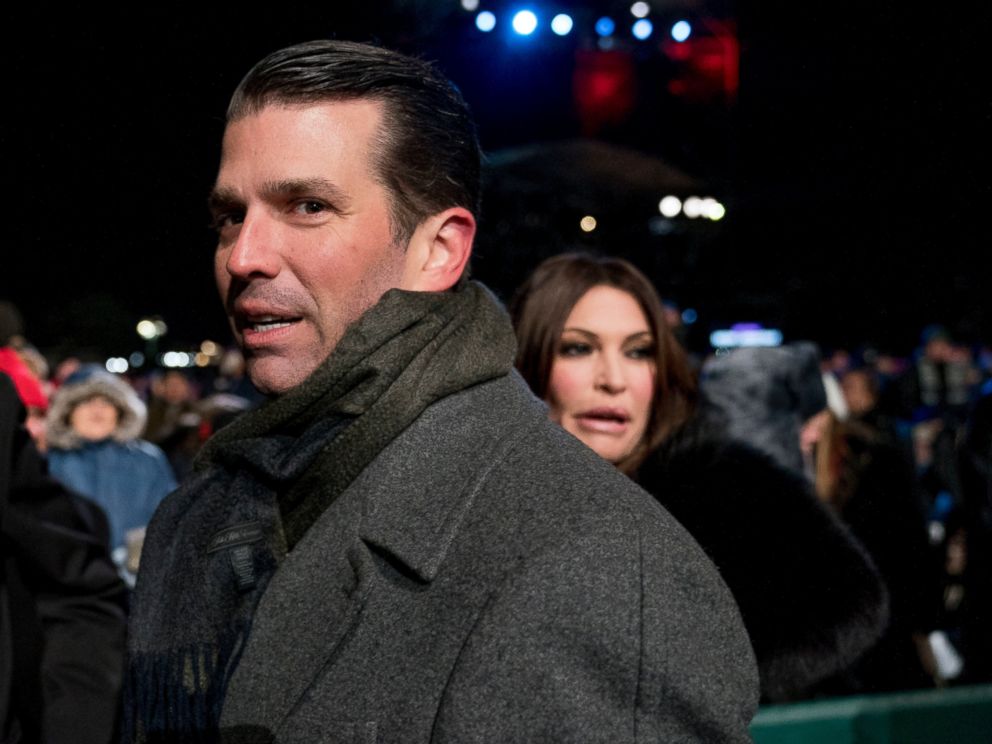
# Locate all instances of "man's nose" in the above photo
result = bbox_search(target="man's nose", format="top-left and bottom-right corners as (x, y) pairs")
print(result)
(595, 352), (627, 394)
(224, 211), (280, 280)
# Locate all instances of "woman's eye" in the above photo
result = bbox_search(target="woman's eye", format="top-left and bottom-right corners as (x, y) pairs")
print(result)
(559, 342), (592, 357)
(626, 345), (655, 360)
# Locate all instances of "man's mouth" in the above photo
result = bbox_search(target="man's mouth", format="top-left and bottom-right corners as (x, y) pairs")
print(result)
(246, 316), (300, 333)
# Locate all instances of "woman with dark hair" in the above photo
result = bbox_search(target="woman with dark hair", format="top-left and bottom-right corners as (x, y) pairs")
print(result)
(513, 253), (695, 474)
(512, 253), (889, 701)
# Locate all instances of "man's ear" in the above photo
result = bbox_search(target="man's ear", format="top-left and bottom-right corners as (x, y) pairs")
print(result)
(401, 207), (476, 292)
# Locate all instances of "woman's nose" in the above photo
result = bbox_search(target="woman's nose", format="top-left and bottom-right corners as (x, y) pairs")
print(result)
(595, 352), (627, 393)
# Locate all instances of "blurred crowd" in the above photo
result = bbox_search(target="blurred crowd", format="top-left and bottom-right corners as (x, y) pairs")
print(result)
(2, 279), (992, 736)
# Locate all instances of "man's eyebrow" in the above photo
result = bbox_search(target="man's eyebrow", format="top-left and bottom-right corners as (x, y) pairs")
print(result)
(261, 178), (352, 212)
(207, 178), (353, 214)
(207, 186), (243, 214)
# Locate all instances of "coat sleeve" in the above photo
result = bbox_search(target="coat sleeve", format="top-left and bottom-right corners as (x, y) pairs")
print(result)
(431, 515), (758, 743)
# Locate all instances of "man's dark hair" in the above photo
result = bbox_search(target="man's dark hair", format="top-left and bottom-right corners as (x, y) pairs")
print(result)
(228, 40), (482, 246)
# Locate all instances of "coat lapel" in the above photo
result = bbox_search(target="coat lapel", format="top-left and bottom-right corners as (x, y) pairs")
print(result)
(220, 375), (539, 736)
(219, 482), (376, 736)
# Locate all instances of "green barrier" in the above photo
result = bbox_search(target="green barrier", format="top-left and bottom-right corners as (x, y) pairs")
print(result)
(751, 684), (992, 744)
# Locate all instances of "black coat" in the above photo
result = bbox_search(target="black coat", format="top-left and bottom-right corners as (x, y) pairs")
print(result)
(637, 415), (889, 702)
(1, 374), (127, 744)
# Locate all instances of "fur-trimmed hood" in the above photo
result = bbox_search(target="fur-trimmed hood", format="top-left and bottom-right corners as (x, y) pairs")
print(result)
(46, 373), (147, 449)
(700, 342), (826, 477)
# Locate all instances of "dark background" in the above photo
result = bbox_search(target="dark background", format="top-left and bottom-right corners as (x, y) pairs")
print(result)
(7, 1), (991, 361)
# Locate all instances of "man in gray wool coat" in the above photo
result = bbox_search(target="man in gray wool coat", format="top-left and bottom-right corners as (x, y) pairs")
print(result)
(125, 39), (758, 743)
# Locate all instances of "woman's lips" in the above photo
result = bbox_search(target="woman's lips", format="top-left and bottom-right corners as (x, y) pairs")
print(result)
(574, 407), (631, 434)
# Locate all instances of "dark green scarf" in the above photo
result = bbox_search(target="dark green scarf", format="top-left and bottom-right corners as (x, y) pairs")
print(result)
(125, 283), (515, 742)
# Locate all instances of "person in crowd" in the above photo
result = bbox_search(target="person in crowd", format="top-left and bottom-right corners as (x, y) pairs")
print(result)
(952, 385), (992, 683)
(45, 367), (176, 582)
(125, 40), (757, 742)
(884, 325), (978, 427)
(0, 301), (49, 448)
(808, 403), (943, 692)
(143, 369), (206, 479)
(841, 365), (905, 447)
(144, 369), (199, 444)
(512, 253), (888, 701)
(1, 373), (127, 744)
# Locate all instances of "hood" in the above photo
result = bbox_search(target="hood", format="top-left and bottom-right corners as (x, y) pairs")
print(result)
(699, 342), (826, 476)
(46, 372), (147, 449)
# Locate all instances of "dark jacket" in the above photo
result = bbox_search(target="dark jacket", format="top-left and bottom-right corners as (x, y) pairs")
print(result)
(638, 414), (889, 702)
(1, 374), (127, 744)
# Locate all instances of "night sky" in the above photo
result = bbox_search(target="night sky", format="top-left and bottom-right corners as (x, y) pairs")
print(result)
(8, 2), (991, 362)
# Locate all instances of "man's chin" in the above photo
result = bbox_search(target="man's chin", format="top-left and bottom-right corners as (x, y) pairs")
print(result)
(245, 356), (313, 397)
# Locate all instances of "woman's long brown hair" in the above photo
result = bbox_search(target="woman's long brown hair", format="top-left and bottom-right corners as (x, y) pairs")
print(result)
(510, 253), (697, 475)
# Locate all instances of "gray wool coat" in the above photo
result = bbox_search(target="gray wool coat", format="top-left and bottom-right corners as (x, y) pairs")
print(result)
(219, 372), (758, 743)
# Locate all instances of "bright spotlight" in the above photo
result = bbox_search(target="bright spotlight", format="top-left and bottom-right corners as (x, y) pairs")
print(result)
(476, 11), (497, 32)
(709, 202), (727, 221)
(683, 196), (704, 218)
(512, 10), (538, 35)
(671, 20), (691, 42)
(136, 320), (157, 339)
(632, 19), (653, 40)
(461, 0), (480, 10)
(630, 2), (650, 19)
(105, 358), (129, 374)
(551, 13), (573, 35)
(659, 196), (682, 218)
(580, 215), (598, 232)
(595, 16), (616, 37)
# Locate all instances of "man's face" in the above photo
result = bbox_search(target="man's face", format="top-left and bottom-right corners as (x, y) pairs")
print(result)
(211, 101), (417, 395)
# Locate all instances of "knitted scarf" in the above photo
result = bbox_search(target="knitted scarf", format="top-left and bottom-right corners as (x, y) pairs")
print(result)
(124, 283), (515, 742)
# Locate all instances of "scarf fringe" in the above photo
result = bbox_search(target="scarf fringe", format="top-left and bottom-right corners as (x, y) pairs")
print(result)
(123, 632), (245, 743)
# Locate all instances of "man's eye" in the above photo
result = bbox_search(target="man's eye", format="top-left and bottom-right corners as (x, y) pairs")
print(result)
(559, 342), (592, 357)
(211, 212), (244, 231)
(294, 200), (327, 215)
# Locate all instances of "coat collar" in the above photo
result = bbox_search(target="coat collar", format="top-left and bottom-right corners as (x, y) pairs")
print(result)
(357, 372), (540, 583)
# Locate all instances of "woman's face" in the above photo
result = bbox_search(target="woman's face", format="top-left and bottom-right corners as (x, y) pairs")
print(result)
(546, 285), (656, 464)
(69, 395), (120, 442)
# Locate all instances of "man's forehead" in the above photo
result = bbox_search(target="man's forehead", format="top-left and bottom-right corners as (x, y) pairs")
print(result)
(223, 98), (386, 144)
(216, 100), (385, 183)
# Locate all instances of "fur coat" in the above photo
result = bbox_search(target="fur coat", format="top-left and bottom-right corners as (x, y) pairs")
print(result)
(637, 414), (889, 702)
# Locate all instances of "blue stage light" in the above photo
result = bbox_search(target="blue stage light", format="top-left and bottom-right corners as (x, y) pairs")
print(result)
(512, 9), (538, 35)
(671, 20), (691, 42)
(595, 16), (616, 37)
(476, 11), (497, 32)
(632, 19), (653, 40)
(551, 13), (573, 36)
